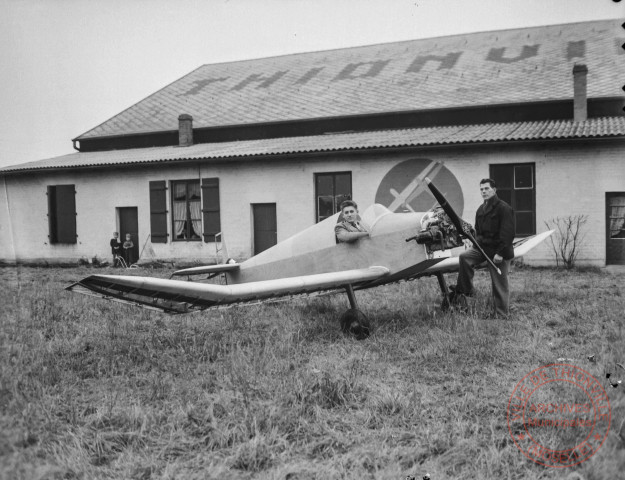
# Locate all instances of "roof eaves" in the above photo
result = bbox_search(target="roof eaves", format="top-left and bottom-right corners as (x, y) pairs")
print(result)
(4, 117), (625, 175)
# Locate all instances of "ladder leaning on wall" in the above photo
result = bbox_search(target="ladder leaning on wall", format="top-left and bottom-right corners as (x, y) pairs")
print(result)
(214, 232), (230, 264)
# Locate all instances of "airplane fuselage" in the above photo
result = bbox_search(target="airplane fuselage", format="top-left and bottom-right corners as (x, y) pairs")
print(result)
(228, 206), (431, 286)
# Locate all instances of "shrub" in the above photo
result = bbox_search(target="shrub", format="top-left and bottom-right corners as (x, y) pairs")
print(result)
(543, 214), (588, 269)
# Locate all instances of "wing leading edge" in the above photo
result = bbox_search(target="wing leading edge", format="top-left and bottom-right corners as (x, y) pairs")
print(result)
(66, 266), (390, 314)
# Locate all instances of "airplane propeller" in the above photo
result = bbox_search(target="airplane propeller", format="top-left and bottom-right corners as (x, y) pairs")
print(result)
(425, 177), (502, 275)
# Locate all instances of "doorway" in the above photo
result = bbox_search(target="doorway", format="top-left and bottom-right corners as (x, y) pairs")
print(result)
(119, 207), (139, 265)
(252, 203), (277, 255)
(606, 193), (625, 265)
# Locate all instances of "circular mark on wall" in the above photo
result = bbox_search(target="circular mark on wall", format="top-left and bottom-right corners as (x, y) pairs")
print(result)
(375, 158), (464, 216)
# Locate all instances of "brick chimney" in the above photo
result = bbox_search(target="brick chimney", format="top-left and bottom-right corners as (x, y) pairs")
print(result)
(572, 64), (588, 122)
(178, 114), (193, 146)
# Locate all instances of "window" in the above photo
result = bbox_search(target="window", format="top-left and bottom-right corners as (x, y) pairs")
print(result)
(172, 180), (202, 240)
(315, 172), (352, 222)
(149, 178), (221, 243)
(490, 164), (535, 236)
(608, 194), (625, 239)
(47, 185), (77, 244)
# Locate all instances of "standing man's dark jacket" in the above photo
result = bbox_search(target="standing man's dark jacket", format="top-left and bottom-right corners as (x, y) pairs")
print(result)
(475, 195), (515, 259)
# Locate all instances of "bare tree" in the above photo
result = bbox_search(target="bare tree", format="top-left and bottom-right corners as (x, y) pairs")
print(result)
(544, 215), (589, 269)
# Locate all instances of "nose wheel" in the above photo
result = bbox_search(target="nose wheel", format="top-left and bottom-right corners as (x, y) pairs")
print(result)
(436, 272), (468, 312)
(340, 285), (371, 340)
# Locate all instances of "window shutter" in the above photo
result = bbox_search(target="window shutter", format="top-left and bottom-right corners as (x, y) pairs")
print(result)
(149, 181), (168, 243)
(55, 185), (77, 243)
(47, 186), (56, 243)
(201, 178), (220, 242)
(48, 185), (77, 244)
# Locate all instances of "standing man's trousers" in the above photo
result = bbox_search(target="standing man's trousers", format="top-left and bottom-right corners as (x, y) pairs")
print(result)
(457, 247), (511, 316)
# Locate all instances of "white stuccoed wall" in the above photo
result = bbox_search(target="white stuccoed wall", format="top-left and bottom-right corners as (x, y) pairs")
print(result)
(0, 176), (17, 263)
(0, 139), (623, 265)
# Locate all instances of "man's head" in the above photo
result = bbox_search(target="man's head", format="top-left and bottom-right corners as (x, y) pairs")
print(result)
(479, 178), (497, 202)
(113, 232), (118, 238)
(340, 200), (359, 223)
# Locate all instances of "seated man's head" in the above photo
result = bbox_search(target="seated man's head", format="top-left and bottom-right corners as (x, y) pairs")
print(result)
(340, 200), (359, 223)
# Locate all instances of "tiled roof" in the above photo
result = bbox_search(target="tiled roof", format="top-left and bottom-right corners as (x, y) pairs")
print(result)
(75, 19), (624, 140)
(4, 117), (624, 174)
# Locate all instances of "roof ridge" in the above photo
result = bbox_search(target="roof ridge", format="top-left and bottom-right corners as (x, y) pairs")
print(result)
(191, 18), (619, 68)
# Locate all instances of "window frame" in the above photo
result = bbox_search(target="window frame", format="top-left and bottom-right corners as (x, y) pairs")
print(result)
(171, 179), (202, 242)
(489, 163), (536, 237)
(607, 193), (625, 240)
(314, 171), (352, 223)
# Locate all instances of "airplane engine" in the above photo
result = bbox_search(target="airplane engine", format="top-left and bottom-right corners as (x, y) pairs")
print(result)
(407, 208), (473, 252)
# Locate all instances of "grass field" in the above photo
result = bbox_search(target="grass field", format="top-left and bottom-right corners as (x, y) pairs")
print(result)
(0, 265), (623, 480)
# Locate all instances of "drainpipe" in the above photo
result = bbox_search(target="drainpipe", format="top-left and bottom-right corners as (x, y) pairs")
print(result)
(1, 176), (18, 264)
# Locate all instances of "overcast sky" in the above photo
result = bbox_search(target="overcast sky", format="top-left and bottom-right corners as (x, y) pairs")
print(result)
(0, 0), (622, 169)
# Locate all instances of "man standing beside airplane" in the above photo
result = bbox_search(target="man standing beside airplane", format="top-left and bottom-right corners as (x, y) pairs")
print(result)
(335, 200), (370, 243)
(452, 178), (515, 317)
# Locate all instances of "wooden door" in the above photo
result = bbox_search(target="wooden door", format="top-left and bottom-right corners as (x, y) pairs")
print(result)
(252, 203), (277, 255)
(119, 207), (139, 265)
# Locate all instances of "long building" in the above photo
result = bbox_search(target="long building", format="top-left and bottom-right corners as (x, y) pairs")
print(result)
(1, 19), (624, 266)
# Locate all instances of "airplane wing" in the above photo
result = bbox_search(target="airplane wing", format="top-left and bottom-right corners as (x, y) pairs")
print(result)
(66, 266), (390, 314)
(420, 229), (555, 276)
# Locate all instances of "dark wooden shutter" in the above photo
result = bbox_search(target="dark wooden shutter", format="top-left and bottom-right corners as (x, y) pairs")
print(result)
(47, 186), (57, 243)
(201, 178), (220, 242)
(149, 181), (168, 243)
(47, 185), (77, 244)
(56, 185), (77, 243)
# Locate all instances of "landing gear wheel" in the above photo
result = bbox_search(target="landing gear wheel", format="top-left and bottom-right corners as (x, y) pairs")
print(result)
(339, 309), (371, 340)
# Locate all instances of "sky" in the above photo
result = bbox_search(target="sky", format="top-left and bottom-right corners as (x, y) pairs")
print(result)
(0, 0), (622, 169)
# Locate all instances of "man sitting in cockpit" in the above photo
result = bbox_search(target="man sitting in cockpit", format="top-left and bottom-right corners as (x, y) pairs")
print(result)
(335, 200), (370, 243)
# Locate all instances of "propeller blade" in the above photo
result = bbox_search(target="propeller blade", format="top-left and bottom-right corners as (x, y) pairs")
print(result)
(425, 177), (501, 275)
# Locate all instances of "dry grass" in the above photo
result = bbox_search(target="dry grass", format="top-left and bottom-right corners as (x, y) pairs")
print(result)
(0, 265), (623, 479)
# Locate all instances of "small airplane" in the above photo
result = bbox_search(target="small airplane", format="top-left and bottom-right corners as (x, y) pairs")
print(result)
(67, 180), (553, 338)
